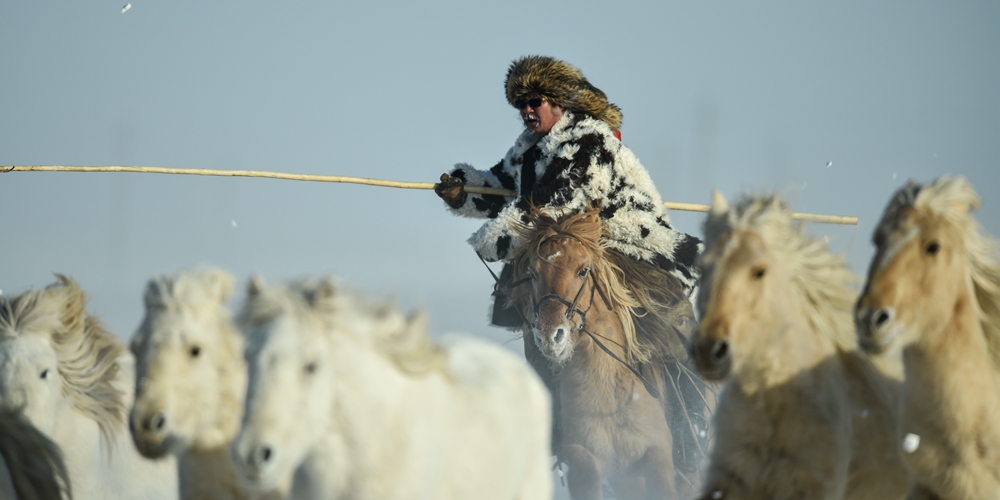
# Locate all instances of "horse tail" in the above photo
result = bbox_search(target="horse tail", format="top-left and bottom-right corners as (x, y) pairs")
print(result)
(660, 357), (714, 477)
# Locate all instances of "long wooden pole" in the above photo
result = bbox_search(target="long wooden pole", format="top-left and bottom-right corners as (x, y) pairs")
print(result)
(2, 165), (858, 225)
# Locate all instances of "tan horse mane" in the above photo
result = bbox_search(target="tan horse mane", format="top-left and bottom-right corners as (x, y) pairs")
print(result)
(0, 408), (72, 500)
(703, 195), (858, 350)
(240, 277), (447, 376)
(510, 210), (688, 364)
(876, 176), (1000, 367)
(0, 276), (125, 446)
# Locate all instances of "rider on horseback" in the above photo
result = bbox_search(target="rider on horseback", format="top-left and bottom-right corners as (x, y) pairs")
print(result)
(435, 56), (709, 482)
(435, 55), (701, 321)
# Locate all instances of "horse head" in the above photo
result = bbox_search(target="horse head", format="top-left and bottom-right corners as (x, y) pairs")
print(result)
(230, 275), (339, 492)
(511, 211), (615, 366)
(129, 267), (244, 459)
(0, 276), (125, 444)
(856, 176), (989, 354)
(696, 191), (855, 383)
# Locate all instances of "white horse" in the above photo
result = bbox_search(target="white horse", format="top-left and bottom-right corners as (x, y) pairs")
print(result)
(130, 267), (283, 500)
(0, 408), (72, 500)
(0, 275), (178, 500)
(231, 276), (553, 500)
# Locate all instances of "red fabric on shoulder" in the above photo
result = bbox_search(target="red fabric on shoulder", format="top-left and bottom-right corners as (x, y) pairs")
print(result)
(613, 129), (622, 141)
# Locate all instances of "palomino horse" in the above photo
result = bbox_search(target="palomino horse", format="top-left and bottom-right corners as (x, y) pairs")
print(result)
(0, 275), (178, 500)
(694, 192), (909, 500)
(0, 408), (72, 500)
(856, 176), (1000, 499)
(231, 275), (552, 500)
(129, 267), (283, 500)
(505, 210), (710, 500)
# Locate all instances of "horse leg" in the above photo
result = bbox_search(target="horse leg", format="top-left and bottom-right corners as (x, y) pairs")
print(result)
(563, 444), (604, 500)
(906, 484), (944, 500)
(639, 445), (677, 500)
(608, 475), (645, 500)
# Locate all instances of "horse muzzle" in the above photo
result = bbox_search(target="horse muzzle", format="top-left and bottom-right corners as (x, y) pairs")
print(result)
(533, 321), (575, 363)
(693, 335), (731, 381)
(231, 436), (283, 490)
(129, 409), (174, 459)
(855, 302), (899, 354)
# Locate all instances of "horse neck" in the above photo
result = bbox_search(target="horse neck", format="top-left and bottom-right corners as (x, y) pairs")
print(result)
(328, 330), (417, 440)
(327, 327), (452, 486)
(49, 396), (104, 498)
(561, 308), (636, 409)
(735, 294), (843, 394)
(903, 278), (1000, 416)
(198, 328), (247, 450)
(177, 446), (246, 499)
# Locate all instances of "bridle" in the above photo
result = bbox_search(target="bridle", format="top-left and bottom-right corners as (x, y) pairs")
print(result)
(477, 251), (661, 399)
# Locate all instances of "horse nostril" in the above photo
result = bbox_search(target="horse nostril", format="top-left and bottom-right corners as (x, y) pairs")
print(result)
(553, 328), (566, 345)
(251, 444), (274, 467)
(873, 308), (893, 329)
(711, 341), (729, 362)
(146, 412), (167, 433)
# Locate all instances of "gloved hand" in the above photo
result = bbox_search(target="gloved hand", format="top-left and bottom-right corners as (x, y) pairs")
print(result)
(435, 173), (467, 209)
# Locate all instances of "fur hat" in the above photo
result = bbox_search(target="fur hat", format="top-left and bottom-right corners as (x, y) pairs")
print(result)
(505, 55), (623, 130)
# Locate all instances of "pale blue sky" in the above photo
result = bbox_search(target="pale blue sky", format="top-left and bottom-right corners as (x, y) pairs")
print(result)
(2, 1), (998, 353)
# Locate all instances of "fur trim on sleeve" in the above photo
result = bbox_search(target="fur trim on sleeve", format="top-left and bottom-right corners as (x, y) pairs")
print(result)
(467, 204), (529, 261)
(446, 162), (516, 219)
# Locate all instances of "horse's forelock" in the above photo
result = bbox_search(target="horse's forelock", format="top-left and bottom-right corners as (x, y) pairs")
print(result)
(0, 290), (63, 341)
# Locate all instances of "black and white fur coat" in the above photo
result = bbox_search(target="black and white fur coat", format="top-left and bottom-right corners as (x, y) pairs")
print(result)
(447, 111), (702, 295)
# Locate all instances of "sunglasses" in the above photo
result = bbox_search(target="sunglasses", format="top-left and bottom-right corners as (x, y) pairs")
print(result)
(514, 98), (543, 110)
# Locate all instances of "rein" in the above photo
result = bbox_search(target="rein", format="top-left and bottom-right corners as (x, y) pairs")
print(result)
(476, 251), (661, 399)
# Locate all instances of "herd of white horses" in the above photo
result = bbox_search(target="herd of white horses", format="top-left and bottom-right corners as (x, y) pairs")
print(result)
(1, 174), (999, 500)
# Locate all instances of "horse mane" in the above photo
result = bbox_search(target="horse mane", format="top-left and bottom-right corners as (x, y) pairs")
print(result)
(0, 408), (72, 500)
(879, 176), (1000, 367)
(510, 210), (685, 364)
(0, 276), (125, 445)
(240, 276), (447, 376)
(703, 194), (858, 350)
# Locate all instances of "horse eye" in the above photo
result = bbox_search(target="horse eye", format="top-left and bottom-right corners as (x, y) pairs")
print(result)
(751, 267), (766, 280)
(577, 267), (591, 278)
(40, 369), (49, 380)
(189, 346), (201, 358)
(304, 362), (317, 374)
(926, 242), (940, 255)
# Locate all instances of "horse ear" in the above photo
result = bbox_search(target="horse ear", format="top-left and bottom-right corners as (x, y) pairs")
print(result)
(247, 274), (266, 298)
(405, 310), (428, 334)
(143, 278), (165, 309)
(315, 278), (336, 303)
(202, 268), (235, 304)
(952, 176), (981, 213)
(710, 190), (729, 218)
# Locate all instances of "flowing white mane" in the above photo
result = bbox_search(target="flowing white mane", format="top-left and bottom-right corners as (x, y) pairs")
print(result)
(239, 276), (447, 376)
(0, 275), (125, 443)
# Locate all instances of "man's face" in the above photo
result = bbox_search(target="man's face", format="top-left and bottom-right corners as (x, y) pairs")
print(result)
(520, 99), (562, 134)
